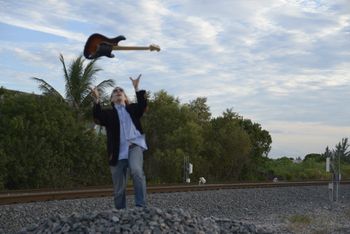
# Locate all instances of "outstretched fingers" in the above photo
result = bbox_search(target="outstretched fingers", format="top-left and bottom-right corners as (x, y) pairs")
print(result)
(130, 74), (142, 90)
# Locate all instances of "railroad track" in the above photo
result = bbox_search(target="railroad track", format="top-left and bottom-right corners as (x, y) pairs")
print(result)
(1, 181), (348, 205)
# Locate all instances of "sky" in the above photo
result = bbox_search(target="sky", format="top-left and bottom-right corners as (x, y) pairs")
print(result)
(0, 0), (349, 159)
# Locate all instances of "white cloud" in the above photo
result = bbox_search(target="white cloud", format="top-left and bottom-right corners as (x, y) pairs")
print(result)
(0, 1), (86, 41)
(1, 0), (350, 158)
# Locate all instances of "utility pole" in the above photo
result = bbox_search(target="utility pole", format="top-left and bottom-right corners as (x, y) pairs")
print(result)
(184, 155), (189, 183)
(327, 151), (340, 202)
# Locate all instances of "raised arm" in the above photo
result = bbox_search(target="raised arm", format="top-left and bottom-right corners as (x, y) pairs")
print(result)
(130, 74), (147, 116)
(129, 74), (141, 91)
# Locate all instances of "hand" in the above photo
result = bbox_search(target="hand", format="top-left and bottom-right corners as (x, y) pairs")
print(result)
(129, 74), (141, 91)
(90, 87), (100, 103)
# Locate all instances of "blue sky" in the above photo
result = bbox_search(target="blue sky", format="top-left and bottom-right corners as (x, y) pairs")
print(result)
(0, 0), (349, 158)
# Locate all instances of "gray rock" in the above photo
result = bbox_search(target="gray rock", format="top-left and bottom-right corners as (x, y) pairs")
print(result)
(0, 185), (349, 233)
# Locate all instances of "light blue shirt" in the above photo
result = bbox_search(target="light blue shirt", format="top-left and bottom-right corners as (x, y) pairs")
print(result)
(115, 104), (147, 160)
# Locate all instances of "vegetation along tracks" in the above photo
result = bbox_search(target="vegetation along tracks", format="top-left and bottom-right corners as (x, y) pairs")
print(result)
(1, 181), (349, 205)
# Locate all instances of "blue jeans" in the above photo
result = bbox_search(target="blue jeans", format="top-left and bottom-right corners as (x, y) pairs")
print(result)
(110, 145), (147, 209)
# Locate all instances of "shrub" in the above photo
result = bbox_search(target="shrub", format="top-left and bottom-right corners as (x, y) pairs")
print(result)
(0, 91), (110, 190)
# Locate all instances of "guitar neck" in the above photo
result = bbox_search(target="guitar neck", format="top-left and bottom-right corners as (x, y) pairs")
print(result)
(112, 45), (151, 51)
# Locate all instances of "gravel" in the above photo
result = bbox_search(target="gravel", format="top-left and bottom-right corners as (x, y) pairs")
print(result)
(0, 185), (349, 233)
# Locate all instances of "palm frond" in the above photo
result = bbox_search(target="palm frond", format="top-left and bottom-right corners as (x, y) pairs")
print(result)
(82, 58), (101, 84)
(81, 58), (101, 99)
(96, 79), (115, 91)
(31, 77), (64, 100)
(59, 54), (72, 101)
(61, 55), (86, 109)
(81, 79), (115, 108)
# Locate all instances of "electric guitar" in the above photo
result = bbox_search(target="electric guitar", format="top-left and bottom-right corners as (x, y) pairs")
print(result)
(83, 33), (160, 59)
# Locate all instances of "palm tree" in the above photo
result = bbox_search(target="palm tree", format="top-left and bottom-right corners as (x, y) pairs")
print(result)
(335, 138), (350, 162)
(33, 54), (115, 120)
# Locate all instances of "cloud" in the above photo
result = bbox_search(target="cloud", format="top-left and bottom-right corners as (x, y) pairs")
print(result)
(0, 1), (86, 41)
(1, 0), (350, 158)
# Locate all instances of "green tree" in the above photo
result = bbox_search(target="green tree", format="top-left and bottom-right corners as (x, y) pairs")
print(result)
(323, 146), (332, 158)
(0, 148), (6, 190)
(335, 138), (350, 162)
(214, 108), (272, 180)
(142, 91), (208, 183)
(32, 54), (114, 120)
(0, 91), (110, 189)
(186, 97), (211, 125)
(142, 90), (185, 152)
(142, 90), (184, 182)
(167, 121), (205, 181)
(303, 153), (324, 162)
(203, 111), (252, 181)
(238, 118), (272, 158)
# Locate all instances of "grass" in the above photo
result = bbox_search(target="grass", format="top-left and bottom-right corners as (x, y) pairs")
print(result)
(287, 214), (312, 233)
(345, 208), (350, 219)
(287, 214), (336, 234)
(288, 214), (312, 224)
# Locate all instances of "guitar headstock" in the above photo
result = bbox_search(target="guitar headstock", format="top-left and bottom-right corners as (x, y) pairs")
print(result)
(149, 44), (161, 52)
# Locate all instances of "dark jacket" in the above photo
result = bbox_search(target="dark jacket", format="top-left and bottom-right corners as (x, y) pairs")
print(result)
(93, 90), (147, 166)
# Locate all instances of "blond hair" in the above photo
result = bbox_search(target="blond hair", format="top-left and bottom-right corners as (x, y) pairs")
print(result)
(110, 87), (130, 105)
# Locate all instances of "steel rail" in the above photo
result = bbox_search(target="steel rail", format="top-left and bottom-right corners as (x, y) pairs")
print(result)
(1, 181), (349, 205)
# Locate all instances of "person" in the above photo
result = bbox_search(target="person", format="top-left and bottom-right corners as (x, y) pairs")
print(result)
(91, 74), (147, 209)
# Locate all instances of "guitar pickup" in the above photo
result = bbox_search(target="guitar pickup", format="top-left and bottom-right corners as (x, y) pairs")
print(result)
(94, 43), (115, 59)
